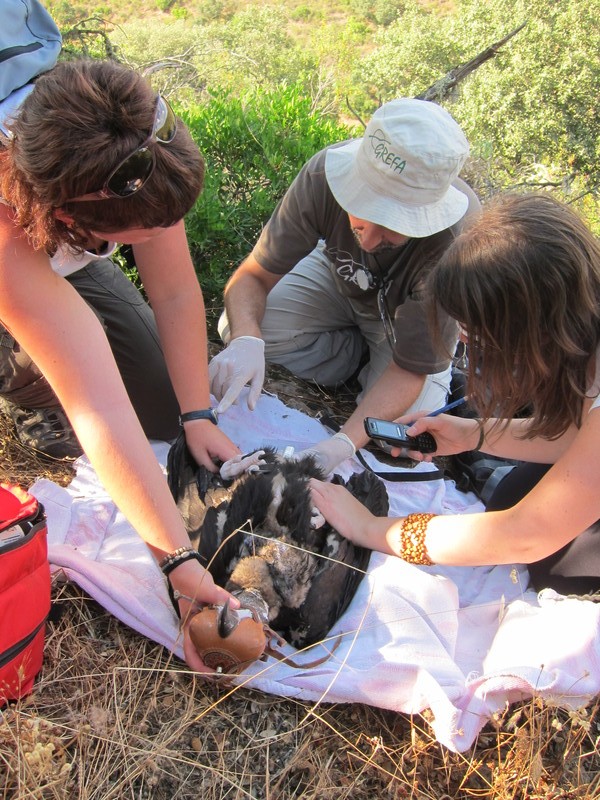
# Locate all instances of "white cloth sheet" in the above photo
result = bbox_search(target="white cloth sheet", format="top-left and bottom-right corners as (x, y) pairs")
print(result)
(32, 391), (600, 752)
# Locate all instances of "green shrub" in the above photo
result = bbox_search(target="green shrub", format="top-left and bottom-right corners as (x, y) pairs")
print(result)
(179, 84), (356, 305)
(111, 7), (317, 96)
(46, 1), (90, 26)
(347, 0), (405, 26)
(290, 5), (315, 21)
(191, 0), (234, 24)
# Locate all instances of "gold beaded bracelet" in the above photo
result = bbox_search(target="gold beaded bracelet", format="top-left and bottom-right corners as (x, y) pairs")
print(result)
(399, 512), (436, 566)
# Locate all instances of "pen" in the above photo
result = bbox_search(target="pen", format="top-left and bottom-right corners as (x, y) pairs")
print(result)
(426, 396), (468, 417)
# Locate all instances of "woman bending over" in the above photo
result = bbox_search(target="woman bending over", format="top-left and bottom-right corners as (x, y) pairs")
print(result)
(311, 193), (600, 594)
(0, 59), (241, 670)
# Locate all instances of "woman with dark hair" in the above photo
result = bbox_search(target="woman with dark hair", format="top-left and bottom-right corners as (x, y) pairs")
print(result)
(311, 193), (600, 594)
(0, 58), (241, 670)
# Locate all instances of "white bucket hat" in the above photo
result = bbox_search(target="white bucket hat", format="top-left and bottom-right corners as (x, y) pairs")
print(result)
(325, 98), (470, 238)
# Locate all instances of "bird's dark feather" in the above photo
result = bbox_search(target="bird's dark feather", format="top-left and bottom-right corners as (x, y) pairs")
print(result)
(167, 433), (389, 648)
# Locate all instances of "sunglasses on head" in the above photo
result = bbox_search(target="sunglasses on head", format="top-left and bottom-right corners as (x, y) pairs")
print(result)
(63, 95), (177, 204)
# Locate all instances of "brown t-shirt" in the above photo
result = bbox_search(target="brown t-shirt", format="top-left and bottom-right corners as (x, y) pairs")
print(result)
(252, 142), (480, 374)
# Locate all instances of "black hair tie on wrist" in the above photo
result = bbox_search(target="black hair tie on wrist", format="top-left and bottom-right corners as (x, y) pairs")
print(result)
(474, 420), (485, 451)
(161, 549), (203, 576)
(159, 547), (204, 616)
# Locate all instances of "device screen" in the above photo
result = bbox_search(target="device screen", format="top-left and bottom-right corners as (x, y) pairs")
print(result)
(363, 417), (437, 453)
(364, 418), (412, 444)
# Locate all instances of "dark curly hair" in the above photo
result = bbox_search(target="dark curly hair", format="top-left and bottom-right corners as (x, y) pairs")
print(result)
(429, 193), (600, 439)
(0, 59), (204, 253)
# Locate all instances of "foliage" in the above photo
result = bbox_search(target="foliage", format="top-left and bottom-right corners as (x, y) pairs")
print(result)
(354, 0), (600, 230)
(189, 0), (236, 24)
(46, 1), (91, 26)
(48, 0), (599, 238)
(57, 17), (120, 61)
(353, 0), (462, 103)
(179, 85), (355, 302)
(453, 0), (600, 221)
(110, 6), (318, 95)
(346, 0), (406, 27)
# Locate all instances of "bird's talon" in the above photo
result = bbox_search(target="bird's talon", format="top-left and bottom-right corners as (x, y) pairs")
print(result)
(310, 507), (326, 529)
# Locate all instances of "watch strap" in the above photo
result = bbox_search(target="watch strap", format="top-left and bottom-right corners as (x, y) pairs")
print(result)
(178, 408), (218, 426)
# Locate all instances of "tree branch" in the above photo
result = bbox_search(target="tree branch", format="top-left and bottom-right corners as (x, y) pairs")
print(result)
(416, 22), (527, 103)
(346, 23), (527, 127)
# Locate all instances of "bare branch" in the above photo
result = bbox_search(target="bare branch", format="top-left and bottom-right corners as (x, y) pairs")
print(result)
(344, 97), (367, 129)
(416, 22), (527, 103)
(344, 23), (527, 127)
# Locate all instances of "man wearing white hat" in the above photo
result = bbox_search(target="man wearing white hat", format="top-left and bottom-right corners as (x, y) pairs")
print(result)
(209, 98), (480, 474)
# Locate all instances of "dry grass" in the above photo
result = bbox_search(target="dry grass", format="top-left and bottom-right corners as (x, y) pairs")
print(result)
(2, 375), (600, 799)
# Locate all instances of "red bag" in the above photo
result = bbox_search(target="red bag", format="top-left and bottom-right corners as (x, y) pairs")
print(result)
(0, 483), (50, 703)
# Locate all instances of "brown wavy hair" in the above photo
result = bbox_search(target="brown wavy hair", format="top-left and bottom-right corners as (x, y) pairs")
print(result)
(0, 59), (204, 253)
(429, 193), (600, 439)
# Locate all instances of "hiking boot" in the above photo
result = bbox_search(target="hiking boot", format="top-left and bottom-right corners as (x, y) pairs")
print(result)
(0, 398), (83, 460)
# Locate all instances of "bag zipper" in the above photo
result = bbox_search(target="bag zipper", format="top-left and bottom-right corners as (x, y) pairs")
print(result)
(0, 619), (46, 670)
(0, 519), (45, 554)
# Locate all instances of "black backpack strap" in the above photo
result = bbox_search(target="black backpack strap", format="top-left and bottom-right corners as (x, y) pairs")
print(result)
(479, 464), (516, 505)
(447, 451), (519, 503)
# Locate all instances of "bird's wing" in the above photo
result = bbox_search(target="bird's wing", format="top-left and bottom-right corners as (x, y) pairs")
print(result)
(282, 472), (388, 648)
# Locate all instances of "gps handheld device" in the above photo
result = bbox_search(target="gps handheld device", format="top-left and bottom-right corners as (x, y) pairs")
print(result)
(364, 417), (437, 454)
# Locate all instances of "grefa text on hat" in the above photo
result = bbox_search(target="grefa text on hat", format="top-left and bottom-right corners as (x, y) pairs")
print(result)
(368, 129), (406, 174)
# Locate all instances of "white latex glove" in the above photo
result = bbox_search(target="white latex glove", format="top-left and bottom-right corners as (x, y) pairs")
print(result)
(209, 336), (265, 413)
(294, 432), (356, 476)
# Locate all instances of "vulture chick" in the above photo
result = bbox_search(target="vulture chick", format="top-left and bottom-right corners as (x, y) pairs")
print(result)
(167, 432), (389, 671)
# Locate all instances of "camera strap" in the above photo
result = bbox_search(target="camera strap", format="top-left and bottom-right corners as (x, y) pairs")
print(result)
(353, 449), (444, 483)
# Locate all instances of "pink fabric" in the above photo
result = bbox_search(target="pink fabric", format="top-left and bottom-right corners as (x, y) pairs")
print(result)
(32, 391), (600, 753)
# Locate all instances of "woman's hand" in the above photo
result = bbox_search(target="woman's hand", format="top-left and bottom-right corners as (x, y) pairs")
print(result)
(183, 421), (241, 473)
(391, 412), (482, 461)
(309, 478), (377, 548)
(166, 558), (240, 673)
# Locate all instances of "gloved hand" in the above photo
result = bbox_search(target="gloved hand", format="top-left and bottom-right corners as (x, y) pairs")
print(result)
(294, 432), (356, 476)
(209, 336), (265, 413)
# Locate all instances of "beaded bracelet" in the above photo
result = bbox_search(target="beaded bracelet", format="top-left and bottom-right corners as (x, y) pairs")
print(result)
(399, 512), (436, 566)
(159, 546), (203, 576)
(159, 547), (205, 617)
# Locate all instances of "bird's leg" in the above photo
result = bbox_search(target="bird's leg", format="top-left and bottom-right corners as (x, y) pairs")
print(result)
(220, 450), (267, 480)
(220, 450), (266, 479)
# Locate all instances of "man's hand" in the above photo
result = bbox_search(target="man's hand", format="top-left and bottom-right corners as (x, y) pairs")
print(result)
(209, 336), (265, 413)
(295, 432), (356, 475)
